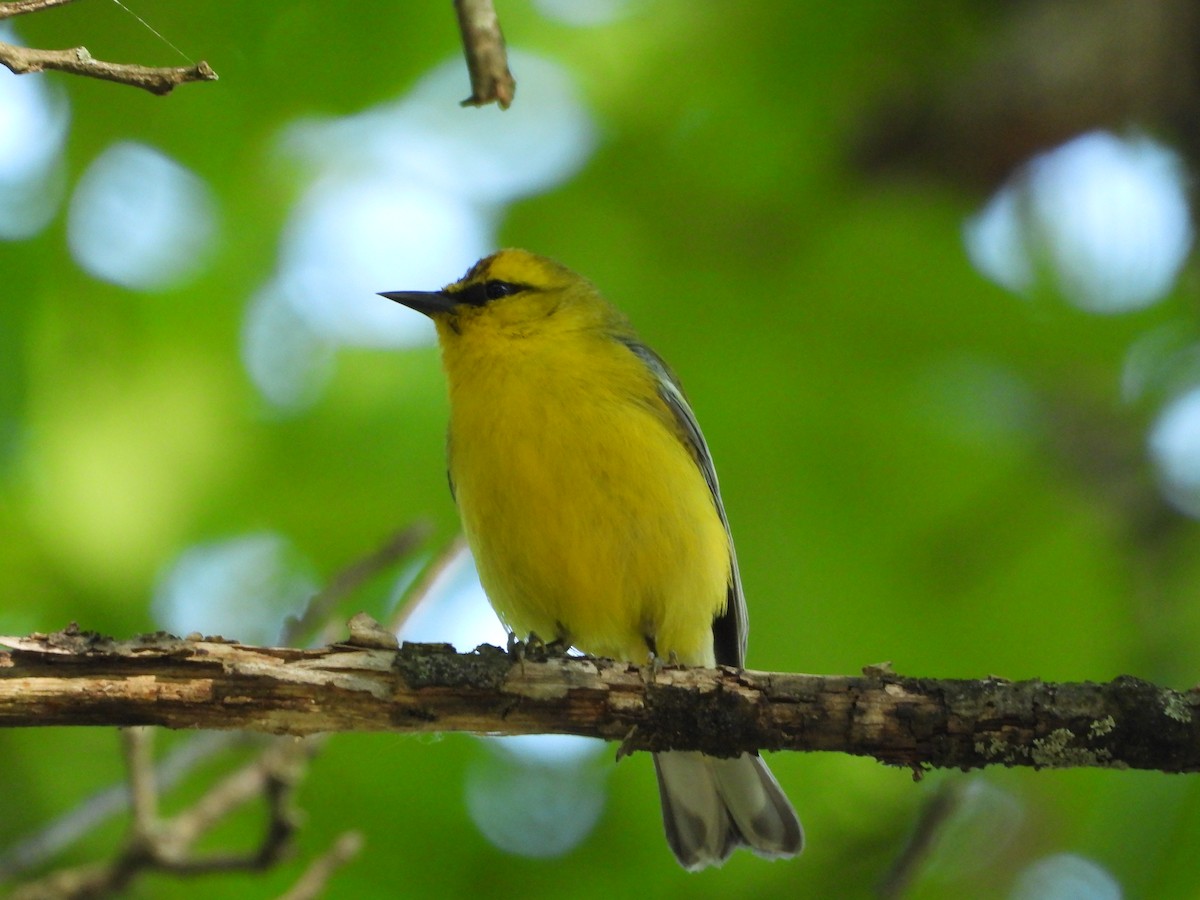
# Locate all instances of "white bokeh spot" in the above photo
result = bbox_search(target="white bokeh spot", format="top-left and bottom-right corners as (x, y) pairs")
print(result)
(68, 142), (219, 291)
(152, 532), (316, 645)
(0, 28), (69, 240)
(1009, 853), (1121, 900)
(965, 131), (1192, 314)
(276, 177), (491, 348)
(242, 280), (338, 413)
(1149, 385), (1200, 518)
(241, 51), (597, 409)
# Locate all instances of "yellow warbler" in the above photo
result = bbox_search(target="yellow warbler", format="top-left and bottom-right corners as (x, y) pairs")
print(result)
(381, 249), (802, 869)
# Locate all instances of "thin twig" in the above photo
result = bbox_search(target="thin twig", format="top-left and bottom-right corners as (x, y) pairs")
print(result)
(0, 732), (247, 880)
(0, 0), (77, 20)
(154, 737), (317, 873)
(453, 0), (515, 109)
(877, 782), (963, 899)
(0, 41), (217, 95)
(121, 728), (158, 840)
(282, 521), (431, 647)
(0, 525), (424, 886)
(9, 737), (320, 898)
(1, 521), (428, 894)
(388, 534), (466, 634)
(276, 831), (363, 900)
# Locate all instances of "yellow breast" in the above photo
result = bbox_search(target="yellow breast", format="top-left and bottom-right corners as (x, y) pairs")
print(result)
(442, 330), (730, 665)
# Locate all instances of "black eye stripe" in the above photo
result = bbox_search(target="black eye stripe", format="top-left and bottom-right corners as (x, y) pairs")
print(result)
(457, 280), (528, 306)
(484, 280), (523, 300)
(456, 283), (488, 306)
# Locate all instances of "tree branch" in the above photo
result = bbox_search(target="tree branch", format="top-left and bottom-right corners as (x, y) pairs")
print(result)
(8, 734), (321, 899)
(277, 831), (363, 900)
(453, 0), (515, 109)
(0, 41), (217, 95)
(2, 626), (1198, 773)
(0, 731), (249, 880)
(0, 524), (426, 887)
(0, 0), (77, 20)
(281, 522), (431, 646)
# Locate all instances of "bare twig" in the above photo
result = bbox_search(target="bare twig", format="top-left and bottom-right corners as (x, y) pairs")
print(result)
(453, 0), (515, 109)
(9, 736), (319, 899)
(0, 41), (217, 94)
(121, 727), (159, 839)
(0, 732), (247, 880)
(0, 0), (77, 20)
(877, 782), (964, 899)
(3, 627), (1200, 773)
(277, 831), (363, 900)
(154, 737), (315, 873)
(388, 534), (466, 634)
(283, 522), (431, 646)
(1, 529), (424, 889)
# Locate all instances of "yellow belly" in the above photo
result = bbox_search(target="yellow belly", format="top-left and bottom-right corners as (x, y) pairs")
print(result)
(446, 347), (730, 666)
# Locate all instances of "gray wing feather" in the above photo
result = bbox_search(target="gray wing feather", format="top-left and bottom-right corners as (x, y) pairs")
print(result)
(621, 339), (748, 667)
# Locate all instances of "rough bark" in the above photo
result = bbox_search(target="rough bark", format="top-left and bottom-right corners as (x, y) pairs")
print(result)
(2, 628), (1197, 773)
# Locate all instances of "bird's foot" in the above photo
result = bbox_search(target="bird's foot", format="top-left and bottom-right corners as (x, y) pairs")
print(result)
(506, 631), (525, 663)
(508, 631), (572, 663)
(639, 648), (682, 685)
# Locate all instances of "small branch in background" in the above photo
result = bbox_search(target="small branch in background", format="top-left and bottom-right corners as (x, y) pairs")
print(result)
(157, 737), (313, 874)
(1, 527), (428, 892)
(0, 0), (77, 19)
(9, 736), (322, 899)
(283, 521), (432, 647)
(277, 831), (364, 900)
(0, 0), (217, 94)
(121, 727), (159, 839)
(454, 0), (515, 109)
(877, 781), (964, 899)
(0, 732), (248, 880)
(389, 534), (465, 634)
(0, 42), (217, 95)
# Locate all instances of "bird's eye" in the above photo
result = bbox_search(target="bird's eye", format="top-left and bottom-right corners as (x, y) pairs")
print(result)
(484, 280), (522, 300)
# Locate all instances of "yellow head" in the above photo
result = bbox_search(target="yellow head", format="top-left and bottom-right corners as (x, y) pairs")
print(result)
(380, 249), (627, 342)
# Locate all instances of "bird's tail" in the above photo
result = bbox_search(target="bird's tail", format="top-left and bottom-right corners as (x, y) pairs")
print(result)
(653, 750), (804, 870)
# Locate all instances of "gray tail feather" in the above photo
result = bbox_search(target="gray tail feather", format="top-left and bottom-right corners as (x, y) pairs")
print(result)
(653, 750), (804, 871)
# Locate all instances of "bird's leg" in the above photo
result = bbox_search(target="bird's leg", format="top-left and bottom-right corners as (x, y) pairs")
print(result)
(538, 620), (574, 658)
(541, 636), (572, 659)
(508, 630), (575, 664)
(511, 625), (574, 662)
(506, 631), (526, 662)
(524, 631), (546, 655)
(640, 635), (664, 684)
(615, 724), (640, 762)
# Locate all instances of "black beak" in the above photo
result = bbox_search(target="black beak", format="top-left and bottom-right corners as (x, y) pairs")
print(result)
(378, 290), (457, 317)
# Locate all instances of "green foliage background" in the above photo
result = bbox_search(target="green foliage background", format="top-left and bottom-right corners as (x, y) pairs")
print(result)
(2, 1), (1198, 897)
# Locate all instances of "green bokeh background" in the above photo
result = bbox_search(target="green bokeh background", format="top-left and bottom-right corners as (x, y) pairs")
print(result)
(2, 1), (1199, 897)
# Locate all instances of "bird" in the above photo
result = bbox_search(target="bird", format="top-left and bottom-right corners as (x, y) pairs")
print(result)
(380, 249), (803, 869)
